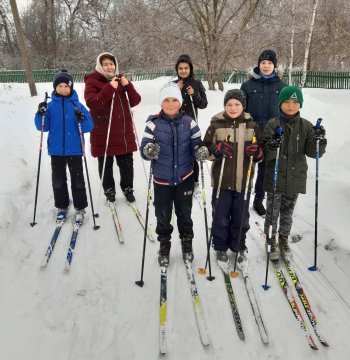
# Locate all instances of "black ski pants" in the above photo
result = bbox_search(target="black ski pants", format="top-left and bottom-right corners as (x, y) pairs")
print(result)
(51, 155), (87, 210)
(154, 176), (194, 243)
(97, 153), (134, 193)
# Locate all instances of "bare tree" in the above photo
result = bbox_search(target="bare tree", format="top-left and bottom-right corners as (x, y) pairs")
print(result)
(288, 0), (297, 85)
(300, 0), (319, 87)
(9, 0), (37, 96)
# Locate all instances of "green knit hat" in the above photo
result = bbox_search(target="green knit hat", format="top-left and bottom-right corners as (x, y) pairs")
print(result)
(278, 86), (303, 108)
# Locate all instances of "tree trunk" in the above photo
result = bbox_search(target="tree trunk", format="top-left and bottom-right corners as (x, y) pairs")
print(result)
(9, 0), (37, 96)
(288, 0), (297, 85)
(300, 0), (319, 87)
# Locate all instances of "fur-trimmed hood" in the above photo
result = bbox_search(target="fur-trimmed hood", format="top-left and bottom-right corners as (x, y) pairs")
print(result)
(248, 66), (284, 81)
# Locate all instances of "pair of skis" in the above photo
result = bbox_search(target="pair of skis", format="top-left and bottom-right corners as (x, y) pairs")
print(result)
(40, 216), (82, 271)
(271, 259), (329, 350)
(159, 259), (209, 354)
(107, 200), (155, 243)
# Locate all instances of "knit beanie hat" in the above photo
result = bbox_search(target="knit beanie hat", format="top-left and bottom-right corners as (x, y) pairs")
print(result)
(159, 82), (183, 105)
(258, 49), (277, 68)
(224, 89), (246, 109)
(278, 86), (303, 108)
(53, 69), (73, 89)
(95, 52), (119, 79)
(175, 54), (194, 76)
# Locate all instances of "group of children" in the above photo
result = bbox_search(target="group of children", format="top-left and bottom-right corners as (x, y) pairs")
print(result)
(35, 50), (327, 267)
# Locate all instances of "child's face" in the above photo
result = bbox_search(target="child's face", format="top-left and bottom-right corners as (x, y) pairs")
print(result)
(225, 99), (243, 119)
(55, 83), (71, 96)
(259, 60), (274, 76)
(177, 62), (191, 79)
(280, 100), (300, 117)
(102, 59), (116, 76)
(162, 98), (181, 118)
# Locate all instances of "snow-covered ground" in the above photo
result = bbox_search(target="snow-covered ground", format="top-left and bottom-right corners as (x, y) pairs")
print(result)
(0, 79), (349, 360)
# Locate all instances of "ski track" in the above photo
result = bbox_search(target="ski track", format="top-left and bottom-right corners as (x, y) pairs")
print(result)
(1, 81), (350, 359)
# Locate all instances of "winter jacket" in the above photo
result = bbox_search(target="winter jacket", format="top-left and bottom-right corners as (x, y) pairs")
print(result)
(173, 77), (208, 120)
(34, 90), (94, 156)
(84, 71), (141, 157)
(240, 67), (287, 131)
(140, 111), (202, 186)
(203, 111), (262, 192)
(263, 113), (327, 196)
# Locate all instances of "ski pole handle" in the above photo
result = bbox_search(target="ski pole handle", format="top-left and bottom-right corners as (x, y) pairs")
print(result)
(315, 118), (322, 128)
(276, 126), (283, 137)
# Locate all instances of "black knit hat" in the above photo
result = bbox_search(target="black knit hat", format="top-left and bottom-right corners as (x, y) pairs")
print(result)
(224, 89), (246, 109)
(53, 69), (73, 89)
(258, 49), (277, 68)
(175, 54), (194, 76)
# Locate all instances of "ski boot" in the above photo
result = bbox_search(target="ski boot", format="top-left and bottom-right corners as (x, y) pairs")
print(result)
(56, 208), (67, 224)
(104, 188), (116, 203)
(253, 197), (266, 217)
(74, 209), (85, 226)
(123, 187), (135, 203)
(237, 249), (248, 263)
(158, 240), (171, 267)
(216, 250), (229, 273)
(279, 234), (293, 263)
(266, 235), (279, 261)
(181, 236), (194, 262)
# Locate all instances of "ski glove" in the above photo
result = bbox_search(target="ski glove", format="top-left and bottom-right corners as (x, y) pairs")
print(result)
(313, 125), (326, 142)
(213, 141), (234, 158)
(195, 146), (209, 161)
(37, 102), (47, 115)
(143, 142), (160, 160)
(267, 133), (283, 150)
(244, 143), (263, 161)
(75, 109), (85, 122)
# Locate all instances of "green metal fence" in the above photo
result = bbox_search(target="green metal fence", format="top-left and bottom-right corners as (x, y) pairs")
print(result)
(1, 68), (350, 89)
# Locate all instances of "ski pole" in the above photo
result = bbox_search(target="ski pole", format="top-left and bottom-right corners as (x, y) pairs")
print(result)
(95, 92), (115, 217)
(30, 92), (50, 227)
(231, 136), (257, 278)
(135, 161), (153, 288)
(308, 118), (323, 272)
(199, 160), (215, 281)
(75, 110), (100, 230)
(199, 135), (230, 276)
(262, 126), (283, 291)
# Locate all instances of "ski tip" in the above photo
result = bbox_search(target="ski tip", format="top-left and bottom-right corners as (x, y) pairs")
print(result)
(206, 275), (215, 281)
(135, 280), (144, 288)
(308, 265), (318, 272)
(198, 267), (206, 275)
(230, 271), (239, 278)
(262, 284), (271, 291)
(309, 337), (319, 350)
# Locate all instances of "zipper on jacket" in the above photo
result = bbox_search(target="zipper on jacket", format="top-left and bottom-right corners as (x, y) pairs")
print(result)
(62, 97), (66, 154)
(296, 133), (299, 153)
(117, 91), (128, 153)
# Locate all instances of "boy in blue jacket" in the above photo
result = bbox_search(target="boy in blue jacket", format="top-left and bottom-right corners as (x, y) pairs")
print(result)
(140, 82), (208, 266)
(34, 70), (94, 224)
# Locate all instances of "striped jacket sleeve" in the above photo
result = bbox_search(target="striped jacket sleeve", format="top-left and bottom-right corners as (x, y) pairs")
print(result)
(140, 120), (156, 160)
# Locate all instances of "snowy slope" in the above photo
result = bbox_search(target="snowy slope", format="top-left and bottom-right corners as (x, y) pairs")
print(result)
(0, 79), (349, 360)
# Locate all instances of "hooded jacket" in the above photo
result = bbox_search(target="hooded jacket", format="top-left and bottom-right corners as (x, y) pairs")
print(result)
(240, 67), (287, 131)
(203, 111), (262, 192)
(173, 54), (207, 120)
(84, 53), (141, 157)
(34, 90), (93, 156)
(263, 113), (327, 195)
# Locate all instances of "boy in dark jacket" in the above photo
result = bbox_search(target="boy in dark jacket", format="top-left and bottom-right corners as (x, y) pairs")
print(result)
(140, 82), (208, 267)
(34, 70), (94, 224)
(241, 49), (287, 216)
(203, 89), (263, 267)
(263, 86), (327, 261)
(173, 54), (208, 192)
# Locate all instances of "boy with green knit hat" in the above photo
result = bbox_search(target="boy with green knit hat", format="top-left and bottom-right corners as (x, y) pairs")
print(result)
(262, 86), (327, 262)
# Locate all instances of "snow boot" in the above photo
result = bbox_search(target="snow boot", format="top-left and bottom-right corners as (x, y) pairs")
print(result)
(104, 188), (116, 203)
(181, 236), (194, 262)
(123, 187), (135, 203)
(158, 240), (171, 267)
(279, 234), (293, 262)
(253, 198), (266, 216)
